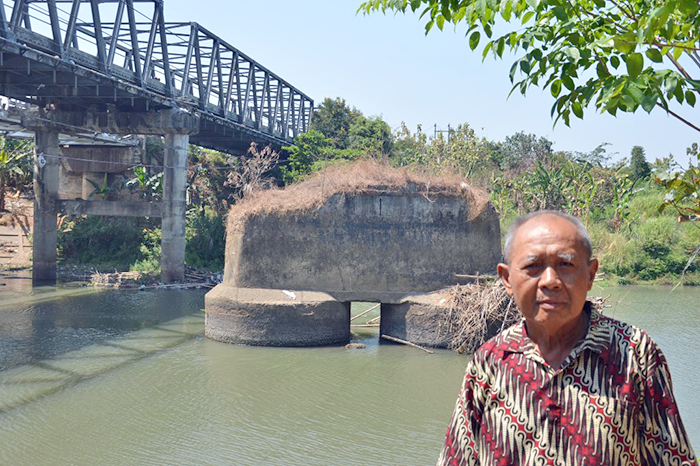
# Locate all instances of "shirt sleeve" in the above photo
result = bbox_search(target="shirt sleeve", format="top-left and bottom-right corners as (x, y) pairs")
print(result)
(639, 343), (697, 465)
(436, 354), (488, 466)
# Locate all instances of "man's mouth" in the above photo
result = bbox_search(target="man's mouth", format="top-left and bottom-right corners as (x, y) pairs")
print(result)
(537, 300), (566, 309)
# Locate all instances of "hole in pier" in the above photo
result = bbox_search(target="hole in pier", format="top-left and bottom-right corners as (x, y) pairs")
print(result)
(349, 302), (381, 340)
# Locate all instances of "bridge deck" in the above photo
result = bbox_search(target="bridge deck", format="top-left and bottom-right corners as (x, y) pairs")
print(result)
(0, 0), (313, 153)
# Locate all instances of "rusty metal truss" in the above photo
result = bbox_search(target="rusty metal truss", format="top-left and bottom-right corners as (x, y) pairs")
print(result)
(0, 0), (313, 152)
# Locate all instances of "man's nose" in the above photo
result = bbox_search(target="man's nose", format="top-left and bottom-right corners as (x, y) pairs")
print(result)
(539, 266), (562, 288)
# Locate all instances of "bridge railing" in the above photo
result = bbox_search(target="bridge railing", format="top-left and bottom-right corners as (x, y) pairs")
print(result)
(0, 0), (312, 141)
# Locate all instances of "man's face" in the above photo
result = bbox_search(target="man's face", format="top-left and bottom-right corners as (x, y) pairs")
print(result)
(497, 215), (598, 331)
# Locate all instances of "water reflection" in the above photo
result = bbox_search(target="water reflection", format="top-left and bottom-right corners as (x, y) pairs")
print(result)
(0, 287), (207, 370)
(0, 284), (697, 465)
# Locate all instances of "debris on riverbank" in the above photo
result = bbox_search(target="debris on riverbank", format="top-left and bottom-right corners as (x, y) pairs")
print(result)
(58, 264), (221, 290)
(442, 280), (608, 354)
(442, 280), (519, 354)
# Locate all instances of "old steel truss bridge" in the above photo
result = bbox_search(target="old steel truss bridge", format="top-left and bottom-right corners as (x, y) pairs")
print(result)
(0, 0), (313, 153)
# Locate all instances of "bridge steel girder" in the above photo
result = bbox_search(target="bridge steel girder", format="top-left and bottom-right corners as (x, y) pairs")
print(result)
(0, 0), (313, 154)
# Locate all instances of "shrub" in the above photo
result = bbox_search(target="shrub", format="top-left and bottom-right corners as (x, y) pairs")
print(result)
(59, 216), (154, 268)
(185, 207), (225, 271)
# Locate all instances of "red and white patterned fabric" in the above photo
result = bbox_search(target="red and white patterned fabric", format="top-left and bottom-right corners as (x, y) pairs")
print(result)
(437, 307), (697, 466)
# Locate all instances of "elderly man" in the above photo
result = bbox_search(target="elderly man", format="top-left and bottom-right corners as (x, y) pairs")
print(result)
(437, 210), (696, 465)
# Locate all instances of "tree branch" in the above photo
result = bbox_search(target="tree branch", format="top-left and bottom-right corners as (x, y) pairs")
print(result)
(665, 51), (693, 80)
(656, 102), (700, 133)
(609, 0), (636, 21)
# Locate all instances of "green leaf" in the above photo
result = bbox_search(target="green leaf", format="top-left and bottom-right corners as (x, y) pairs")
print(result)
(627, 84), (644, 105)
(501, 1), (512, 21)
(596, 62), (609, 79)
(641, 94), (658, 113)
(520, 59), (531, 74)
(436, 14), (445, 30)
(610, 56), (620, 69)
(551, 79), (562, 98)
(552, 6), (567, 21)
(621, 94), (636, 110)
(646, 48), (663, 63)
(561, 74), (575, 91)
(522, 11), (535, 24)
(496, 37), (505, 57)
(673, 46), (683, 61)
(525, 0), (540, 9)
(613, 35), (635, 54)
(674, 84), (684, 103)
(469, 31), (481, 50)
(564, 47), (581, 62)
(482, 41), (493, 60)
(626, 53), (643, 78)
(686, 91), (697, 107)
(665, 75), (678, 94)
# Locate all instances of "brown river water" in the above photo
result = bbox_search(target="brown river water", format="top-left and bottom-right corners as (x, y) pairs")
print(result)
(0, 272), (698, 465)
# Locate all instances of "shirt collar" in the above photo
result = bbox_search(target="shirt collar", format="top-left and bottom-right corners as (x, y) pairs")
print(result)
(503, 302), (612, 359)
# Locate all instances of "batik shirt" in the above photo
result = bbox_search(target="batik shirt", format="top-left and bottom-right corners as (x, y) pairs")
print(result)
(437, 307), (697, 466)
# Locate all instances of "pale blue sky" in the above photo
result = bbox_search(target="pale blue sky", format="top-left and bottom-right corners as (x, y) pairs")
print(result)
(165, 0), (699, 166)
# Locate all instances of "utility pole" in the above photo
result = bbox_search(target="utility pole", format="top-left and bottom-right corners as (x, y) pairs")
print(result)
(434, 124), (452, 164)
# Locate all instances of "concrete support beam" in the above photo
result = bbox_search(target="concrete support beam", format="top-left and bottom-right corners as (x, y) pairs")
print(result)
(161, 133), (188, 283)
(32, 129), (60, 286)
(380, 292), (453, 349)
(57, 200), (162, 217)
(21, 108), (199, 135)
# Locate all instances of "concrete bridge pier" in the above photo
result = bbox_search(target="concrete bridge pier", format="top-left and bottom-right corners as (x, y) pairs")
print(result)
(161, 133), (189, 283)
(22, 108), (200, 286)
(32, 129), (60, 286)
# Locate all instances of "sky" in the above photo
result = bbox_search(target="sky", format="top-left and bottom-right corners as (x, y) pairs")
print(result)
(163, 0), (699, 166)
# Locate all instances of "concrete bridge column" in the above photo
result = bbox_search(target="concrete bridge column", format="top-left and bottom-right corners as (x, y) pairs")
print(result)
(161, 133), (189, 283)
(32, 129), (60, 286)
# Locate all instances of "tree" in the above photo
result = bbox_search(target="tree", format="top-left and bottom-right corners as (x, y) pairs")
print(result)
(226, 143), (279, 200)
(281, 130), (332, 184)
(572, 142), (614, 167)
(630, 145), (651, 179)
(359, 0), (700, 132)
(310, 97), (362, 149)
(499, 131), (553, 171)
(348, 116), (394, 157)
(0, 137), (32, 211)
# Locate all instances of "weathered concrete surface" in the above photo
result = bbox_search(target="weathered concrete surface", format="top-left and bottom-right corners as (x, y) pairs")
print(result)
(25, 108), (196, 286)
(21, 109), (200, 135)
(206, 164), (501, 347)
(224, 190), (500, 303)
(57, 200), (162, 217)
(161, 133), (188, 283)
(61, 145), (140, 173)
(32, 129), (59, 286)
(380, 291), (452, 349)
(205, 285), (351, 346)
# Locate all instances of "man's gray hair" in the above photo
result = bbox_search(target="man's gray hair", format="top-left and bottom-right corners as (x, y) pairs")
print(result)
(502, 210), (593, 263)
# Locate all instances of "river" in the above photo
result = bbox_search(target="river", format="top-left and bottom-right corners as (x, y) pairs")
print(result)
(0, 274), (698, 465)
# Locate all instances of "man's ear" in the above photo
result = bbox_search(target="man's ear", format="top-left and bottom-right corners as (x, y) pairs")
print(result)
(497, 262), (514, 296)
(586, 258), (599, 291)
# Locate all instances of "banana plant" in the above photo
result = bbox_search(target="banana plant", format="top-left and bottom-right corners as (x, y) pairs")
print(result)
(0, 147), (29, 211)
(655, 144), (700, 223)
